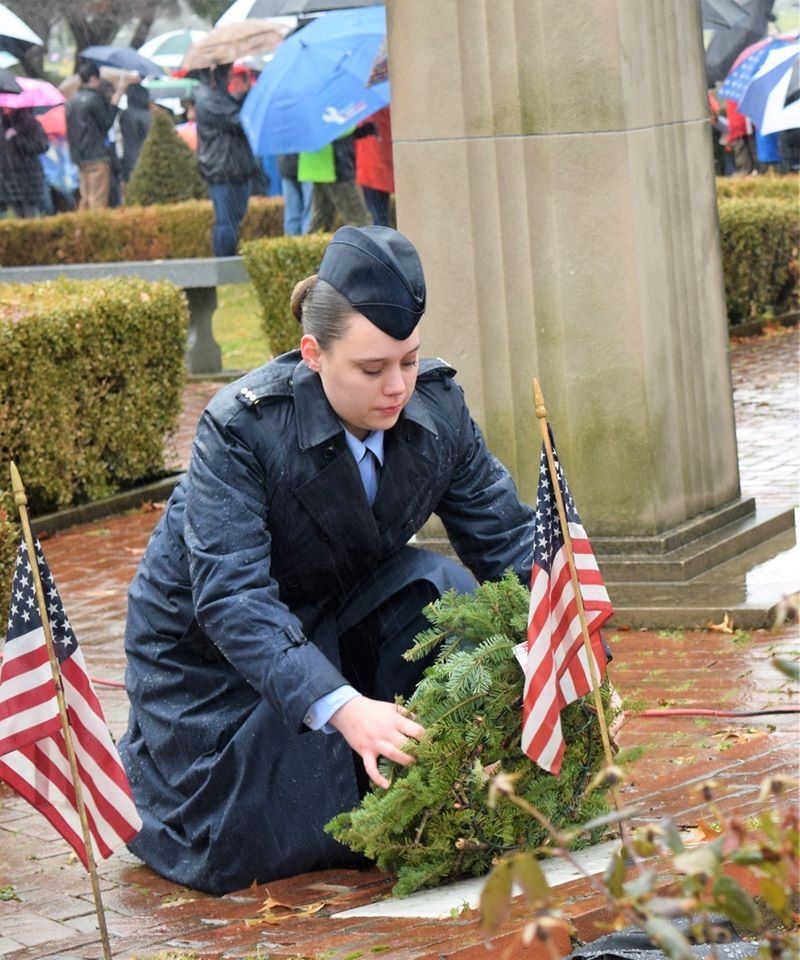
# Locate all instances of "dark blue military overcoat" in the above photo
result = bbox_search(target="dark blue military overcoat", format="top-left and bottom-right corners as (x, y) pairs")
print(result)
(119, 352), (535, 893)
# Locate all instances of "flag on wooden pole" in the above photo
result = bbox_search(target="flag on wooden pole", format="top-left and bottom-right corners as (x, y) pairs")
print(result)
(522, 428), (614, 775)
(0, 535), (141, 865)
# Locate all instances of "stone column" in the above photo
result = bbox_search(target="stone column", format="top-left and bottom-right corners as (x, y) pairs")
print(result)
(386, 0), (740, 537)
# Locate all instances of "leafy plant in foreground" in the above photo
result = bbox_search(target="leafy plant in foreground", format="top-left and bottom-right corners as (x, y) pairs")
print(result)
(480, 753), (799, 958)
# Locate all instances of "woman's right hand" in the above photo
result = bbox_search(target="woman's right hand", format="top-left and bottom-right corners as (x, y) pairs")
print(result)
(329, 695), (425, 789)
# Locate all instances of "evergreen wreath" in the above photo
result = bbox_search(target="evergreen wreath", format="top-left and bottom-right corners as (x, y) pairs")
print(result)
(327, 571), (615, 896)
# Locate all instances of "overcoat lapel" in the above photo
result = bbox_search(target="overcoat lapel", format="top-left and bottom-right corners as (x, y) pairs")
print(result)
(372, 430), (438, 546)
(291, 363), (381, 559)
(294, 449), (381, 560)
(291, 362), (441, 558)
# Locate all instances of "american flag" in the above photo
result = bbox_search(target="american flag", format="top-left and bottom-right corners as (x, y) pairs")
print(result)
(0, 535), (141, 866)
(521, 430), (613, 775)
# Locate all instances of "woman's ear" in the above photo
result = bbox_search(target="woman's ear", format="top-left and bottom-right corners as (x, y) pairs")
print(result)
(300, 334), (322, 372)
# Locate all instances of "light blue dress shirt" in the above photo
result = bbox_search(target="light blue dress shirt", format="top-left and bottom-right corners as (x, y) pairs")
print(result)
(303, 428), (385, 733)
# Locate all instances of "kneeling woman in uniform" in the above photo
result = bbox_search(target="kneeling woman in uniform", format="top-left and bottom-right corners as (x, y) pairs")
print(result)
(120, 226), (535, 894)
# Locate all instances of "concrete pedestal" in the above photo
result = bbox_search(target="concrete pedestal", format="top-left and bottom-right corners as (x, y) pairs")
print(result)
(387, 0), (739, 536)
(386, 0), (795, 623)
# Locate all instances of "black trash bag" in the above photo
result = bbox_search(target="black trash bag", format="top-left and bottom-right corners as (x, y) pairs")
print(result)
(568, 917), (758, 960)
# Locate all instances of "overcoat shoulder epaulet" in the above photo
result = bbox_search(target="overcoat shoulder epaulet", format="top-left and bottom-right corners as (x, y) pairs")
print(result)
(233, 351), (301, 410)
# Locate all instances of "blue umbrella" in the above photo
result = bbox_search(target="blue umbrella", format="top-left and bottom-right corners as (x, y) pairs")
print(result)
(240, 5), (389, 156)
(79, 45), (164, 77)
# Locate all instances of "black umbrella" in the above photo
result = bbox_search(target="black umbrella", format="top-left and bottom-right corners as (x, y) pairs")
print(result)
(701, 0), (750, 28)
(705, 0), (777, 85)
(78, 45), (164, 77)
(0, 66), (21, 93)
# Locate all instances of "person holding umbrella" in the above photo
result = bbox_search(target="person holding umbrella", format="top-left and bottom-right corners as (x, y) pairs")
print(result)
(65, 61), (128, 209)
(118, 225), (536, 894)
(0, 105), (48, 218)
(195, 62), (260, 256)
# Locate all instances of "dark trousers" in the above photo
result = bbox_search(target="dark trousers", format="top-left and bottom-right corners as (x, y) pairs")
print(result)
(308, 180), (371, 232)
(208, 180), (251, 256)
(362, 186), (390, 226)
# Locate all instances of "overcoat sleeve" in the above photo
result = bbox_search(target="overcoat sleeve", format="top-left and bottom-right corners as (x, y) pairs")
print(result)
(434, 384), (536, 585)
(183, 407), (348, 731)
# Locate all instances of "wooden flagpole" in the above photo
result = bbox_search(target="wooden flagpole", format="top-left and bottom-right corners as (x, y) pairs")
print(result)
(9, 461), (113, 960)
(530, 382), (617, 773)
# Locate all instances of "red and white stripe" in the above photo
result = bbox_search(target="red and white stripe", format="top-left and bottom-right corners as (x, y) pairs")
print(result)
(0, 627), (141, 866)
(522, 522), (613, 774)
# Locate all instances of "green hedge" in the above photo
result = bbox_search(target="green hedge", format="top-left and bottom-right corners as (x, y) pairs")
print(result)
(715, 174), (798, 201)
(0, 196), (284, 266)
(0, 278), (189, 613)
(241, 233), (332, 356)
(718, 196), (799, 323)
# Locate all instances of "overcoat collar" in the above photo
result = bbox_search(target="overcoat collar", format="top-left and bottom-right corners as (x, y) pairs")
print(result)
(292, 360), (438, 451)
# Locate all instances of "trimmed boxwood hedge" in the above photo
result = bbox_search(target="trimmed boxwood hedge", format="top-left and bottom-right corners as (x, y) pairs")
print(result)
(718, 196), (799, 323)
(241, 233), (332, 356)
(715, 175), (798, 201)
(0, 277), (189, 613)
(0, 196), (284, 266)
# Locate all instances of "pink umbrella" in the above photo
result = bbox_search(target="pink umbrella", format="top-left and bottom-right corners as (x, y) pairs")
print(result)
(0, 76), (64, 109)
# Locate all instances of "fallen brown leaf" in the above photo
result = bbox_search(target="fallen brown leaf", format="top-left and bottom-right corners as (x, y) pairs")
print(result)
(244, 890), (327, 927)
(707, 613), (734, 634)
(245, 900), (326, 926)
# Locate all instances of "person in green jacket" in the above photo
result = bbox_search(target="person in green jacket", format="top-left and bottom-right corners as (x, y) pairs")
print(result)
(299, 130), (372, 232)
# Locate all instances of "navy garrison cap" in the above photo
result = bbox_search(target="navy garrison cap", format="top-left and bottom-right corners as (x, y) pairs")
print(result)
(318, 226), (426, 339)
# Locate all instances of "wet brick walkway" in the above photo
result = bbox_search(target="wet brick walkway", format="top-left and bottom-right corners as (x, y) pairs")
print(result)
(730, 326), (799, 508)
(0, 332), (798, 959)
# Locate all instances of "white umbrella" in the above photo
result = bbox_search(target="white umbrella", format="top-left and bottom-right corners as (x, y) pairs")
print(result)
(138, 29), (207, 71)
(215, 0), (297, 30)
(739, 43), (800, 135)
(0, 1), (43, 59)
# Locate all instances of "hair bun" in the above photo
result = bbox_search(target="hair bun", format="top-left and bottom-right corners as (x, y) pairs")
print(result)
(291, 275), (318, 322)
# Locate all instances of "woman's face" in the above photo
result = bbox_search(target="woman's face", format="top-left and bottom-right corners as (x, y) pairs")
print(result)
(300, 312), (420, 440)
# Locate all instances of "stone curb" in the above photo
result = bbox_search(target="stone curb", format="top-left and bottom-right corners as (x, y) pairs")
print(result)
(32, 474), (184, 536)
(729, 310), (799, 339)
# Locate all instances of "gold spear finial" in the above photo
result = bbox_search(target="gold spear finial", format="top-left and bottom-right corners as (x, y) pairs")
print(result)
(532, 379), (547, 420)
(9, 461), (27, 508)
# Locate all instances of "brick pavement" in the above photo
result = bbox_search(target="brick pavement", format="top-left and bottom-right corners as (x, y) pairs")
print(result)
(730, 326), (799, 508)
(0, 331), (798, 959)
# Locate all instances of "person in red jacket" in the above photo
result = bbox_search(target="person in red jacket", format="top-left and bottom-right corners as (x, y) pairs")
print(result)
(355, 106), (394, 226)
(725, 98), (755, 176)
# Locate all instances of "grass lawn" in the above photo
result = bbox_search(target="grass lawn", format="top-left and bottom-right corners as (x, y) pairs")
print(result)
(212, 283), (287, 372)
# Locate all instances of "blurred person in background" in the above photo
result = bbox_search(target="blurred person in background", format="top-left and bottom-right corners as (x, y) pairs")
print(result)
(120, 81), (152, 192)
(196, 63), (259, 256)
(300, 129), (372, 233)
(176, 100), (198, 151)
(0, 106), (49, 218)
(755, 126), (782, 172)
(724, 97), (756, 176)
(779, 127), (800, 172)
(279, 152), (312, 235)
(97, 79), (124, 207)
(228, 63), (274, 199)
(355, 106), (394, 226)
(66, 61), (127, 209)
